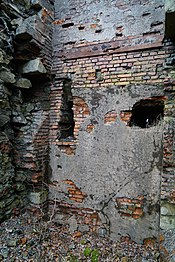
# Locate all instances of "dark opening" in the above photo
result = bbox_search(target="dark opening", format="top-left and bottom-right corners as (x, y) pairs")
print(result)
(165, 12), (175, 40)
(142, 12), (151, 16)
(62, 22), (74, 28)
(115, 33), (123, 37)
(58, 79), (75, 140)
(129, 98), (164, 128)
(64, 41), (76, 46)
(78, 25), (85, 30)
(95, 29), (102, 33)
(95, 69), (103, 81)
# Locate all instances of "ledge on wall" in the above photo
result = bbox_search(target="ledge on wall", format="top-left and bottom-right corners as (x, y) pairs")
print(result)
(20, 58), (47, 75)
(19, 58), (51, 83)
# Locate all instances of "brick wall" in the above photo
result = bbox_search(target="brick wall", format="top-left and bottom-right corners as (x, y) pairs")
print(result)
(51, 41), (175, 145)
(50, 44), (170, 243)
(55, 47), (169, 85)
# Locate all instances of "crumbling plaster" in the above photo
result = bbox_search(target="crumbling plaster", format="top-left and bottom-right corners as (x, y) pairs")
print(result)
(50, 84), (164, 242)
(54, 0), (165, 49)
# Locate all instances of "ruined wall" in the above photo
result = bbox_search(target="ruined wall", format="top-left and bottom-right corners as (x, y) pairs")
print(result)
(1, 0), (175, 255)
(53, 0), (164, 50)
(159, 1), (175, 260)
(49, 0), (171, 243)
(0, 0), (53, 221)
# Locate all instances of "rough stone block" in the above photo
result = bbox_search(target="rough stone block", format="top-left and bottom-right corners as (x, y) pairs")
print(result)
(68, 215), (78, 233)
(12, 114), (27, 125)
(14, 78), (32, 88)
(0, 49), (12, 65)
(165, 0), (175, 13)
(21, 58), (47, 75)
(161, 202), (175, 216)
(15, 15), (45, 43)
(29, 190), (48, 205)
(0, 68), (15, 84)
(0, 111), (10, 127)
(160, 215), (175, 230)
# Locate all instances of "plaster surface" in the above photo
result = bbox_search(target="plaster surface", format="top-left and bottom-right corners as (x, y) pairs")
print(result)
(50, 84), (164, 242)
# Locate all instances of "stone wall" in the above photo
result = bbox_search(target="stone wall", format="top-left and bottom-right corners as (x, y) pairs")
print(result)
(159, 1), (175, 260)
(0, 0), (53, 221)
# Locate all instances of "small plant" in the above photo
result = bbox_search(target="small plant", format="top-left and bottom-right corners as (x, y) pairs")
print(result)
(83, 247), (99, 262)
(91, 249), (99, 262)
(68, 254), (79, 262)
(80, 239), (86, 245)
(84, 247), (91, 257)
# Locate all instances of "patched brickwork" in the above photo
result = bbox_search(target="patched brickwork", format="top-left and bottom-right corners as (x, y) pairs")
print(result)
(64, 180), (87, 203)
(73, 96), (90, 138)
(49, 200), (101, 233)
(104, 111), (118, 124)
(120, 111), (132, 126)
(115, 196), (145, 219)
(86, 124), (95, 133)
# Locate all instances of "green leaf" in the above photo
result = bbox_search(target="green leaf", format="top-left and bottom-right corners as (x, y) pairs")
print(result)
(84, 247), (92, 257)
(91, 249), (99, 262)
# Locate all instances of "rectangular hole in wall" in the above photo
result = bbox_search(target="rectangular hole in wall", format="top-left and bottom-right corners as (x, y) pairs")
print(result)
(58, 79), (75, 140)
(62, 22), (74, 28)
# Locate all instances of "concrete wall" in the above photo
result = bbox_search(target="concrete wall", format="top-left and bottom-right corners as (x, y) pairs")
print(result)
(50, 84), (164, 242)
(53, 0), (165, 50)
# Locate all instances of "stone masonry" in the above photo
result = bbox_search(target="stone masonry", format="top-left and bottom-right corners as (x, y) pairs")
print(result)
(0, 0), (53, 220)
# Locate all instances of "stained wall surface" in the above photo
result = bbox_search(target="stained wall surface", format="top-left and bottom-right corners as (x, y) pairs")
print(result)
(53, 0), (165, 49)
(50, 0), (168, 242)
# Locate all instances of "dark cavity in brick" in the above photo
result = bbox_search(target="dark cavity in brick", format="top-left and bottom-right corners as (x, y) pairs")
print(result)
(62, 22), (74, 28)
(58, 79), (75, 140)
(129, 98), (164, 128)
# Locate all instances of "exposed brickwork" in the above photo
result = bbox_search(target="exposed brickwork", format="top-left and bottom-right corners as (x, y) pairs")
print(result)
(120, 111), (132, 126)
(115, 196), (145, 219)
(50, 42), (175, 167)
(49, 91), (90, 155)
(162, 77), (175, 203)
(73, 96), (90, 139)
(64, 180), (87, 203)
(49, 200), (101, 233)
(160, 72), (175, 259)
(53, 47), (171, 88)
(104, 111), (118, 125)
(86, 124), (95, 133)
(50, 0), (173, 245)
